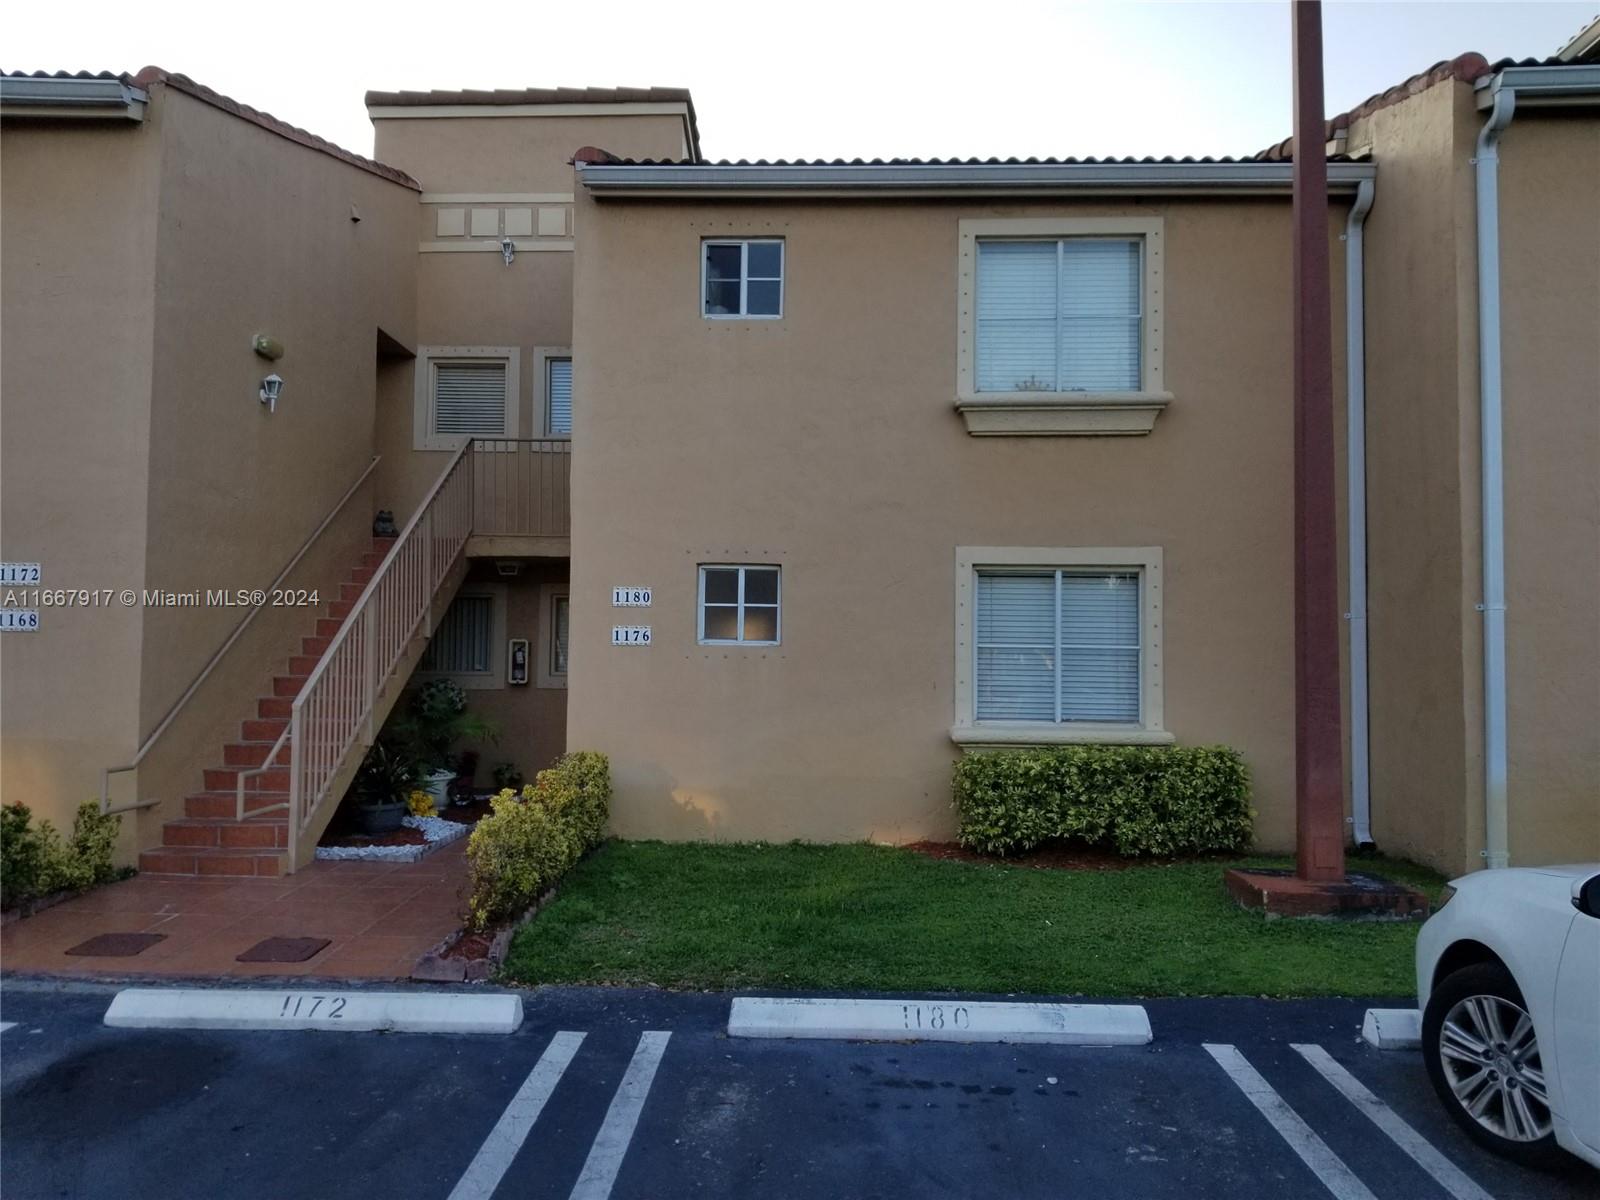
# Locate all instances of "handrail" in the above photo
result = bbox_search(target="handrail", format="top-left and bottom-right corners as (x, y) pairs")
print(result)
(282, 440), (477, 871)
(99, 457), (382, 817)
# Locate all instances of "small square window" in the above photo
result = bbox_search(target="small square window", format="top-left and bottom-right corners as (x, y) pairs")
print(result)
(698, 565), (781, 644)
(702, 240), (784, 319)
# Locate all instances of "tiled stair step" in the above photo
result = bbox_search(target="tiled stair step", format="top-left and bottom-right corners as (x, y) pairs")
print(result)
(161, 816), (289, 850)
(140, 537), (399, 878)
(185, 791), (288, 819)
(222, 740), (293, 768)
(138, 846), (285, 878)
(204, 765), (290, 792)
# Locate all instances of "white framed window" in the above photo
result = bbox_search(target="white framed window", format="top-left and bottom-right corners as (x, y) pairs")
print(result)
(418, 586), (506, 689)
(698, 565), (781, 645)
(975, 238), (1142, 393)
(537, 582), (569, 689)
(702, 239), (783, 319)
(413, 346), (521, 450)
(955, 218), (1167, 435)
(952, 547), (1170, 747)
(534, 347), (573, 437)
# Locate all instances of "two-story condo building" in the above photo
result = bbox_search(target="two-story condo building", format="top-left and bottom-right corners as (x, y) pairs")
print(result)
(2, 38), (1596, 879)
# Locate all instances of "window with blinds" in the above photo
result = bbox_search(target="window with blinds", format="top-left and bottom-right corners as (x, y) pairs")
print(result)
(432, 360), (509, 438)
(975, 239), (1142, 393)
(546, 357), (573, 436)
(974, 569), (1140, 723)
(551, 595), (570, 675)
(422, 594), (494, 674)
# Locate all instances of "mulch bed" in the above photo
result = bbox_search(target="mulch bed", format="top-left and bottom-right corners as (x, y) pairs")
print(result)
(441, 931), (494, 961)
(318, 793), (493, 849)
(320, 826), (430, 849)
(905, 840), (1230, 872)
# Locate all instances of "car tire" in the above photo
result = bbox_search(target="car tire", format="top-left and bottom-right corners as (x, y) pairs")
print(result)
(1422, 961), (1564, 1169)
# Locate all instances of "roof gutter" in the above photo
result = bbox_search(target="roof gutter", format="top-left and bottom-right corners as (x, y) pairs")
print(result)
(1469, 65), (1600, 870)
(578, 160), (1377, 198)
(0, 75), (148, 121)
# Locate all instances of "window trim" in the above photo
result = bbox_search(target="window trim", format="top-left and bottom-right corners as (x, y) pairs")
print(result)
(413, 345), (521, 451)
(701, 238), (785, 320)
(536, 581), (569, 689)
(955, 218), (1169, 436)
(952, 546), (1170, 747)
(697, 564), (782, 646)
(415, 584), (507, 690)
(533, 345), (572, 439)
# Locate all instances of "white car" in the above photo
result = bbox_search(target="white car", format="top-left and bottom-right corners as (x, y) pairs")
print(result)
(1416, 864), (1600, 1169)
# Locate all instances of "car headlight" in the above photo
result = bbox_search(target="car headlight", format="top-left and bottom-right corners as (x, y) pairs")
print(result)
(1433, 883), (1457, 912)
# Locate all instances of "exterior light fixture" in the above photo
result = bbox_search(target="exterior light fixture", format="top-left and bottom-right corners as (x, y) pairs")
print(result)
(259, 373), (284, 413)
(499, 234), (516, 266)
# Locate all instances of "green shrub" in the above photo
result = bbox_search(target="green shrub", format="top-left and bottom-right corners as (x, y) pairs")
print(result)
(953, 745), (1251, 858)
(466, 752), (610, 930)
(1, 801), (122, 910)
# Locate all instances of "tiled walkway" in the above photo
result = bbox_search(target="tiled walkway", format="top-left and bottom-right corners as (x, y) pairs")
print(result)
(0, 841), (468, 980)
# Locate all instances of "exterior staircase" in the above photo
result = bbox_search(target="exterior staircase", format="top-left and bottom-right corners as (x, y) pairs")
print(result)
(137, 539), (395, 877)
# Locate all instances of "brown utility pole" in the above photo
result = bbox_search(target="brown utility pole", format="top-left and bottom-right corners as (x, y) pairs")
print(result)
(1291, 0), (1347, 883)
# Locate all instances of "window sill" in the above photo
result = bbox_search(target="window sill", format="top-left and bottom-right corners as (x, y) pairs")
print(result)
(950, 723), (1176, 749)
(954, 392), (1172, 437)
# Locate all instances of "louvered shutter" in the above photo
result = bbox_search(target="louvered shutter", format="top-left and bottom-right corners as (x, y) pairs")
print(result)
(1058, 241), (1141, 391)
(433, 361), (508, 437)
(974, 569), (1141, 724)
(975, 239), (1142, 393)
(546, 358), (573, 436)
(975, 572), (1056, 721)
(1058, 572), (1140, 721)
(422, 594), (493, 673)
(975, 242), (1057, 392)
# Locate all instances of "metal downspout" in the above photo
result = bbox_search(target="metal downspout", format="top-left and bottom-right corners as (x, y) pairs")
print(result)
(1344, 178), (1375, 848)
(1475, 87), (1516, 869)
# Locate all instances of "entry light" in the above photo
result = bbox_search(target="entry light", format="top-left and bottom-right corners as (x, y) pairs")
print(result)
(259, 374), (284, 413)
(500, 235), (516, 266)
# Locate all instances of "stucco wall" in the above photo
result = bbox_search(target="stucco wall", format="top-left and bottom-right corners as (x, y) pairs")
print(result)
(1348, 82), (1485, 875)
(1497, 112), (1600, 865)
(568, 192), (1349, 845)
(1, 112), (161, 846)
(137, 84), (418, 741)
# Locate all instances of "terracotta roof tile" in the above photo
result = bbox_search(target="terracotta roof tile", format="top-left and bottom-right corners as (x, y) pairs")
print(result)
(365, 85), (701, 160)
(129, 67), (419, 189)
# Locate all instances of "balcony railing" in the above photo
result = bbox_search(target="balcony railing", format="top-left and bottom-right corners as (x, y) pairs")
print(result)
(470, 438), (571, 538)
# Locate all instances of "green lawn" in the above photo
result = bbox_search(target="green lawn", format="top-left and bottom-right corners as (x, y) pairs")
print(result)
(501, 841), (1447, 998)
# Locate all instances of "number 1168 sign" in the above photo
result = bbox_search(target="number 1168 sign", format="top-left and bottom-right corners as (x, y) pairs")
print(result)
(611, 625), (651, 646)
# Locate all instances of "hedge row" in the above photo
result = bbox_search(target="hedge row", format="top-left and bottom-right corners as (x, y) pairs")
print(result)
(465, 751), (610, 931)
(953, 744), (1252, 857)
(1, 802), (122, 910)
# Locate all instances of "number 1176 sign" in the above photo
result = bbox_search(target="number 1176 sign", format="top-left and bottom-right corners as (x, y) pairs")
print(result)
(611, 625), (651, 646)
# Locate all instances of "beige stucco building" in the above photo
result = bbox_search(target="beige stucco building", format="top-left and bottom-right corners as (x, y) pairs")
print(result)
(1, 44), (1595, 879)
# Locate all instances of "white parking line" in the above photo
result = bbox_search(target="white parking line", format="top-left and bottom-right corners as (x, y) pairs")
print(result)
(569, 1031), (672, 1200)
(448, 1031), (586, 1200)
(1293, 1044), (1495, 1200)
(1203, 1043), (1378, 1200)
(0, 1022), (16, 1034)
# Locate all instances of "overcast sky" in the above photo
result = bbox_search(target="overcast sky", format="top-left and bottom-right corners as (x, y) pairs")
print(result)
(5, 1), (1593, 161)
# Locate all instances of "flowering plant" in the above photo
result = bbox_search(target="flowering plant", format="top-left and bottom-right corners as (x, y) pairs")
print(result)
(406, 790), (437, 818)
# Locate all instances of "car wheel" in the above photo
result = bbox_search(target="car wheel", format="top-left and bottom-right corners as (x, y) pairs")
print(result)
(1422, 961), (1562, 1168)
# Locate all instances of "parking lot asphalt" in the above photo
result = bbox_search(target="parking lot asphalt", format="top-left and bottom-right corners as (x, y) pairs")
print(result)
(1, 981), (1594, 1200)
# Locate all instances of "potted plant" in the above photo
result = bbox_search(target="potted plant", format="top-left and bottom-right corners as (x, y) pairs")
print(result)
(491, 761), (523, 793)
(353, 739), (418, 836)
(452, 749), (481, 807)
(398, 680), (498, 810)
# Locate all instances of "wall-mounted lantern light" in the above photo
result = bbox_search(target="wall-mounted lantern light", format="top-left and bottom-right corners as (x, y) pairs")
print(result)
(500, 235), (516, 266)
(259, 373), (284, 413)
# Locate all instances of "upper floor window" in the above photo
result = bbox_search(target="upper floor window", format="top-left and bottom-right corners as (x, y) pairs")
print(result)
(703, 239), (783, 319)
(414, 346), (520, 451)
(698, 565), (781, 644)
(546, 356), (573, 436)
(976, 238), (1142, 393)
